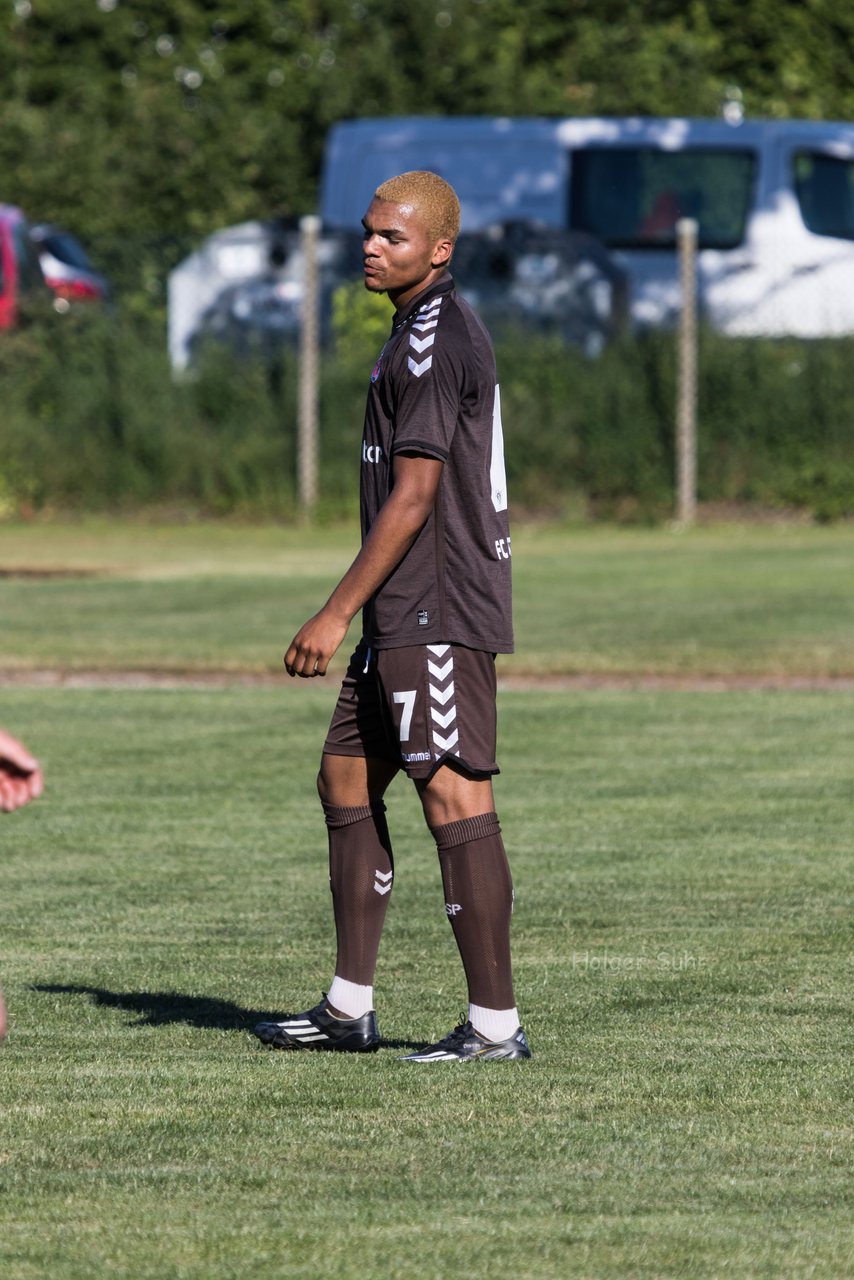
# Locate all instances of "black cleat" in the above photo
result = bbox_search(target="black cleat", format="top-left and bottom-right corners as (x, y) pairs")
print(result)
(400, 1020), (532, 1063)
(253, 998), (380, 1053)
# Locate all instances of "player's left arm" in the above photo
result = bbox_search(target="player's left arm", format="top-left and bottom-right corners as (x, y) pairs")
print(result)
(284, 453), (443, 677)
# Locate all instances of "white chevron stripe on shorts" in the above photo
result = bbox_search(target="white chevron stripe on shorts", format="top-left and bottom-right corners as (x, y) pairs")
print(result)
(430, 705), (456, 729)
(426, 644), (459, 759)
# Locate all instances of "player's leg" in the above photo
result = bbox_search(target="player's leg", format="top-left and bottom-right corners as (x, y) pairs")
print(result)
(374, 642), (530, 1061)
(407, 763), (529, 1060)
(253, 642), (400, 1052)
(318, 750), (399, 1021)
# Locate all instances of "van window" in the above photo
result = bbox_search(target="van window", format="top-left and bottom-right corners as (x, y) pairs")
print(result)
(569, 147), (756, 250)
(793, 151), (854, 240)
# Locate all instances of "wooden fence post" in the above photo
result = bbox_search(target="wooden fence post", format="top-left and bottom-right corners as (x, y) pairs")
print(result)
(676, 216), (699, 526)
(298, 214), (321, 516)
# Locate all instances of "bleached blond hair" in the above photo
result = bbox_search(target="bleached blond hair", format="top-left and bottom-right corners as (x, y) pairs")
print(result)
(374, 170), (461, 242)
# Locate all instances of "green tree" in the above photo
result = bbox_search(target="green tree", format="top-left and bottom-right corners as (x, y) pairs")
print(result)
(3, 0), (854, 314)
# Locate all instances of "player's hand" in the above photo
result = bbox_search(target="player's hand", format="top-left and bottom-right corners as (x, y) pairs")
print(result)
(284, 608), (349, 678)
(0, 729), (44, 813)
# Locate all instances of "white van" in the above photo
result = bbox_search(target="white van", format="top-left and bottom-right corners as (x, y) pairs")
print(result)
(320, 116), (854, 336)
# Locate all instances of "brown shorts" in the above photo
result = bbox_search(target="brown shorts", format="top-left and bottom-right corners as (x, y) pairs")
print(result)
(323, 640), (500, 780)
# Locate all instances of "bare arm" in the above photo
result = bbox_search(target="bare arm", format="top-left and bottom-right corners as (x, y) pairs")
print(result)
(284, 453), (444, 677)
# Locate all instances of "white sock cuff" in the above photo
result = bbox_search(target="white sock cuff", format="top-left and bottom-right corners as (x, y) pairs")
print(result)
(328, 976), (374, 1019)
(468, 1003), (520, 1043)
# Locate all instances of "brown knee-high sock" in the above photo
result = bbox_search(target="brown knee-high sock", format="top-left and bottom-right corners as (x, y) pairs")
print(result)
(430, 811), (515, 1010)
(323, 802), (394, 986)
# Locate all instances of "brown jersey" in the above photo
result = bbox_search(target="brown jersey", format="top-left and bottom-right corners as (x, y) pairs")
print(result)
(360, 273), (513, 653)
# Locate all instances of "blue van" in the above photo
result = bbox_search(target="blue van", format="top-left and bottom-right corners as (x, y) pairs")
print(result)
(321, 116), (854, 336)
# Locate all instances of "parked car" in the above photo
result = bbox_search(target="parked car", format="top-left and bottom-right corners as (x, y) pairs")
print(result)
(453, 221), (629, 355)
(30, 223), (110, 310)
(0, 204), (53, 329)
(169, 219), (362, 370)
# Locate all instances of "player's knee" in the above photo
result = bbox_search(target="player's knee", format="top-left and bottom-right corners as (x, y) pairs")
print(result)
(317, 753), (346, 804)
(416, 764), (495, 829)
(317, 752), (374, 809)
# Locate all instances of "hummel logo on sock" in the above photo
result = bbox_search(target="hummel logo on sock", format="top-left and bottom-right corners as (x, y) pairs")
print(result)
(374, 869), (393, 896)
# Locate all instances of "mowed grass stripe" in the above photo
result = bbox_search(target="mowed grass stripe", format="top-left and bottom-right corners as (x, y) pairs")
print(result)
(2, 521), (854, 676)
(0, 686), (850, 1279)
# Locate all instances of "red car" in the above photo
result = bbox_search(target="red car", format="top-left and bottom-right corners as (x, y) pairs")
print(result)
(0, 204), (51, 329)
(30, 223), (111, 309)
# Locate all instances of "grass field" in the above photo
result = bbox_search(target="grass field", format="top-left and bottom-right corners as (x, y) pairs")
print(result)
(2, 519), (854, 676)
(1, 520), (852, 1278)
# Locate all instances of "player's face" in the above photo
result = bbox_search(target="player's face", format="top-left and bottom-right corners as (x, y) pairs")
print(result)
(362, 197), (452, 309)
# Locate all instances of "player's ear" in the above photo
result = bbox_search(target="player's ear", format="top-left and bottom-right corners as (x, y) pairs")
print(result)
(432, 237), (453, 268)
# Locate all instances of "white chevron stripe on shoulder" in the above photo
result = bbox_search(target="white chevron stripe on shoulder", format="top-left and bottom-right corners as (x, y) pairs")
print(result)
(409, 332), (435, 354)
(407, 354), (433, 377)
(412, 299), (442, 332)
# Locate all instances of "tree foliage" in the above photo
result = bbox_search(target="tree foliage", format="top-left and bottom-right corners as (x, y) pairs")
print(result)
(4, 3), (854, 520)
(3, 0), (854, 277)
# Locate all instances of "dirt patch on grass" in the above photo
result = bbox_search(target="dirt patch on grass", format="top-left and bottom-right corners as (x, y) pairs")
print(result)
(0, 568), (103, 579)
(502, 673), (854, 692)
(2, 667), (854, 692)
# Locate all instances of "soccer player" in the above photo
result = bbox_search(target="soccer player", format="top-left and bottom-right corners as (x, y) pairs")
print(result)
(0, 728), (44, 1042)
(254, 172), (530, 1062)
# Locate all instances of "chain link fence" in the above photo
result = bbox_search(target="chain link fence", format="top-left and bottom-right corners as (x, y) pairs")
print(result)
(2, 225), (854, 523)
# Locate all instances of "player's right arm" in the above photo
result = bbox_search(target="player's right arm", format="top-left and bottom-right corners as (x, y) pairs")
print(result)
(284, 453), (443, 678)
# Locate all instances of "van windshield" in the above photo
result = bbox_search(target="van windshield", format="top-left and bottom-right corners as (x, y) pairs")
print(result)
(569, 147), (756, 250)
(793, 151), (854, 240)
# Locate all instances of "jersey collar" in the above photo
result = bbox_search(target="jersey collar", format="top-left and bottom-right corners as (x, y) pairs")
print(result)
(393, 272), (455, 328)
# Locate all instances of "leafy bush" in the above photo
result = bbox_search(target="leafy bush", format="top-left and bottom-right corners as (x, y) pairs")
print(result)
(2, 312), (854, 522)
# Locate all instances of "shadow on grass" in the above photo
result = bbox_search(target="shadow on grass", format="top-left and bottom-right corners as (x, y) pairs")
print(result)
(32, 983), (420, 1049)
